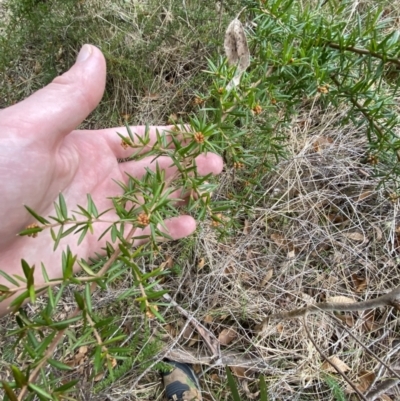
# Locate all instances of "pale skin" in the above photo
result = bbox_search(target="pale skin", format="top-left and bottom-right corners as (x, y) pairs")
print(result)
(0, 44), (223, 315)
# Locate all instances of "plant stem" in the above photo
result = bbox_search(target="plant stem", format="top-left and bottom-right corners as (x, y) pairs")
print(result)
(328, 42), (400, 67)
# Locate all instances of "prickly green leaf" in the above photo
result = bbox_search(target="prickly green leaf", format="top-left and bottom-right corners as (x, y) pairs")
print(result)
(54, 379), (79, 393)
(48, 358), (73, 371)
(28, 383), (52, 399)
(58, 193), (68, 220)
(2, 381), (18, 401)
(18, 226), (43, 236)
(24, 205), (50, 225)
(260, 375), (269, 401)
(0, 270), (19, 286)
(226, 367), (241, 401)
(11, 365), (27, 388)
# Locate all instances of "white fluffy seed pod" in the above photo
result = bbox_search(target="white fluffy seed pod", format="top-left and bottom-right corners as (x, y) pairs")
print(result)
(224, 18), (250, 90)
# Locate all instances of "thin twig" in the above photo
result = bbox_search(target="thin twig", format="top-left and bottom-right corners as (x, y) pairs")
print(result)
(303, 315), (368, 401)
(3, 275), (96, 296)
(164, 347), (296, 375)
(329, 75), (386, 139)
(267, 286), (400, 320)
(86, 312), (106, 350)
(328, 42), (400, 67)
(365, 378), (400, 400)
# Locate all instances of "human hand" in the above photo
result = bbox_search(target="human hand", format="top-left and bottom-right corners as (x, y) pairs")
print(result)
(0, 45), (222, 313)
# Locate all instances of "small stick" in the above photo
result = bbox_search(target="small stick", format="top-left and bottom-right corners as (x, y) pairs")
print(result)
(267, 286), (400, 320)
(365, 378), (400, 400)
(328, 42), (400, 68)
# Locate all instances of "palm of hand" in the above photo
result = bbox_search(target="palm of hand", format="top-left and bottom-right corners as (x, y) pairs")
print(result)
(0, 45), (222, 306)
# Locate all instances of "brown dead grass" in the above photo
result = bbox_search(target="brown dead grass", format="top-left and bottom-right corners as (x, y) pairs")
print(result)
(157, 102), (400, 400)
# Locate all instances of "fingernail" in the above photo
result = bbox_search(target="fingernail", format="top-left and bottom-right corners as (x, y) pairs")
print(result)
(76, 44), (92, 63)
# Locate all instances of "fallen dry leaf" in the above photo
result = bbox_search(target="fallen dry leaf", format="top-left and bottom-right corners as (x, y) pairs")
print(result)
(203, 315), (213, 324)
(79, 346), (88, 355)
(325, 296), (355, 304)
(159, 256), (173, 270)
(361, 310), (379, 332)
(335, 313), (355, 327)
(373, 225), (383, 241)
(164, 324), (177, 337)
(218, 327), (237, 346)
(357, 190), (373, 201)
(120, 113), (130, 121)
(197, 258), (205, 270)
(210, 373), (221, 383)
(229, 365), (248, 378)
(356, 370), (375, 393)
(224, 265), (235, 275)
(351, 273), (368, 293)
(269, 233), (296, 255)
(74, 351), (87, 365)
(327, 213), (348, 224)
(182, 325), (195, 340)
(343, 232), (366, 241)
(276, 322), (284, 333)
(182, 325), (199, 346)
(243, 219), (251, 235)
(322, 356), (350, 373)
(94, 372), (104, 382)
(270, 233), (288, 247)
(168, 113), (178, 123)
(143, 91), (160, 101)
(188, 333), (200, 347)
(313, 136), (333, 152)
(261, 269), (273, 286)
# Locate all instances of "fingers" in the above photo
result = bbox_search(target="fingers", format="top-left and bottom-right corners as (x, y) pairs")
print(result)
(131, 216), (197, 246)
(119, 155), (177, 179)
(192, 153), (224, 176)
(0, 45), (106, 146)
(119, 152), (223, 180)
(93, 125), (188, 158)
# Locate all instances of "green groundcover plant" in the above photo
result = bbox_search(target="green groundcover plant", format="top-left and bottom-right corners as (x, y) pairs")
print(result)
(2, 0), (400, 399)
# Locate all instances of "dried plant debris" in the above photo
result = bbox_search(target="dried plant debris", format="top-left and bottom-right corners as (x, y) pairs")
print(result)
(224, 18), (250, 90)
(167, 104), (400, 400)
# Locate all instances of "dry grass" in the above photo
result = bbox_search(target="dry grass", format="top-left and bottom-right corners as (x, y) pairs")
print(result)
(155, 102), (400, 400)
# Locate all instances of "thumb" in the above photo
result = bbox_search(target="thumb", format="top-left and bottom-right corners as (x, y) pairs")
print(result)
(1, 44), (106, 144)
